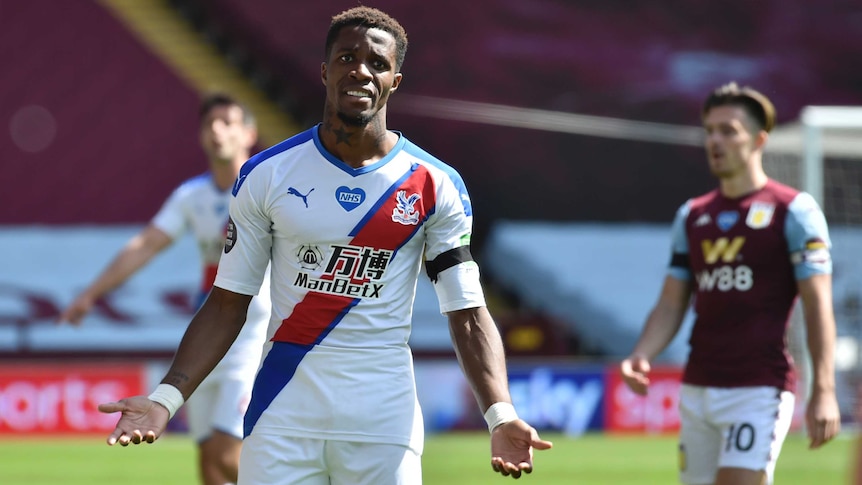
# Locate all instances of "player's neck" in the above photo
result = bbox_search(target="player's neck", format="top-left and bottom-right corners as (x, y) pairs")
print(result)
(719, 168), (768, 199)
(209, 156), (246, 192)
(319, 115), (397, 169)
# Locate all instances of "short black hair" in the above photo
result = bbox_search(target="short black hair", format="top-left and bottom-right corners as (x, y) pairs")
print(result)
(325, 6), (408, 71)
(198, 92), (255, 126)
(702, 82), (776, 133)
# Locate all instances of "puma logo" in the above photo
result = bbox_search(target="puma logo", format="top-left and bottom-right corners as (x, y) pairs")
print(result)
(288, 187), (314, 208)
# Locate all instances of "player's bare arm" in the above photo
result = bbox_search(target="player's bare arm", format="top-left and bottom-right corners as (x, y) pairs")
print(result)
(621, 275), (692, 395)
(447, 306), (552, 479)
(797, 273), (841, 448)
(99, 287), (252, 446)
(58, 224), (172, 325)
(158, 287), (252, 396)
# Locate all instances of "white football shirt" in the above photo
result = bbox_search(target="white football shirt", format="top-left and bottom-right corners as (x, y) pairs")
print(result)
(215, 126), (485, 452)
(152, 173), (269, 378)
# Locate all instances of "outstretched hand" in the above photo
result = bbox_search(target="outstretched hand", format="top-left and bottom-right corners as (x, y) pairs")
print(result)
(57, 293), (95, 326)
(98, 395), (169, 446)
(620, 355), (651, 396)
(490, 419), (553, 479)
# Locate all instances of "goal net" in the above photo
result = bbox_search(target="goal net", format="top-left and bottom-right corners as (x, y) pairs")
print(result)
(765, 106), (862, 426)
(765, 106), (862, 225)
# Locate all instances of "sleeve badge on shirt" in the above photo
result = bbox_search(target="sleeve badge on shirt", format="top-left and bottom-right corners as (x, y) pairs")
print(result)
(790, 238), (831, 265)
(803, 238), (831, 264)
(224, 217), (237, 254)
(745, 202), (775, 229)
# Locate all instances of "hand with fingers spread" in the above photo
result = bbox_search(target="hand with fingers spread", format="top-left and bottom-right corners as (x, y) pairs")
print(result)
(489, 420), (553, 479)
(98, 395), (170, 447)
(620, 354), (651, 396)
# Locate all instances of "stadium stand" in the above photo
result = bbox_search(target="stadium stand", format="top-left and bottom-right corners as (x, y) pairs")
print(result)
(164, 0), (862, 358)
(169, 0), (862, 238)
(3, 0), (862, 361)
(0, 1), (202, 224)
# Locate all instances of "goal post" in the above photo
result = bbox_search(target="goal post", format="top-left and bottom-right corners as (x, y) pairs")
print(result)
(766, 105), (862, 428)
(767, 106), (862, 225)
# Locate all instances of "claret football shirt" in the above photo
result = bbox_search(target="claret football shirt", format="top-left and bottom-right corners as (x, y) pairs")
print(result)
(667, 179), (831, 391)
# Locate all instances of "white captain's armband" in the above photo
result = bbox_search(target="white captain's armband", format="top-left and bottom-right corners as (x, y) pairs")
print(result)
(431, 260), (486, 313)
(790, 238), (831, 265)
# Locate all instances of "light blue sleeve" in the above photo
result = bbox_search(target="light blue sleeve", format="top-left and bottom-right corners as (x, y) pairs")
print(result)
(785, 192), (832, 280)
(667, 200), (692, 281)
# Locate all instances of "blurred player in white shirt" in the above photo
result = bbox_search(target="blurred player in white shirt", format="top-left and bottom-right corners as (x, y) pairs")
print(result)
(96, 6), (552, 484)
(59, 93), (269, 485)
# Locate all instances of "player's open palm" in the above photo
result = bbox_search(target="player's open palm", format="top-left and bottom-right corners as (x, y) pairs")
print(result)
(98, 395), (169, 447)
(490, 419), (553, 479)
(620, 355), (651, 396)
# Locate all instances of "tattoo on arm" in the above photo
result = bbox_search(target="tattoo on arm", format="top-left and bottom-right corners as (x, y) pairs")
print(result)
(163, 372), (189, 388)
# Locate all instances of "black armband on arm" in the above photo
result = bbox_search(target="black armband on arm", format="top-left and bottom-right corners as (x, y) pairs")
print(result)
(670, 252), (690, 270)
(425, 246), (474, 282)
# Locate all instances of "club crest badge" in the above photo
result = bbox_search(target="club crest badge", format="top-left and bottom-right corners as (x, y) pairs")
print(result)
(392, 190), (421, 225)
(746, 202), (775, 229)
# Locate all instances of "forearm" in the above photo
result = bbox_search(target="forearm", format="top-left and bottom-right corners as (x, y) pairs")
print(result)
(448, 306), (511, 411)
(631, 305), (686, 360)
(799, 274), (837, 393)
(629, 276), (690, 360)
(162, 287), (251, 398)
(84, 228), (170, 298)
(803, 304), (837, 393)
(86, 248), (157, 297)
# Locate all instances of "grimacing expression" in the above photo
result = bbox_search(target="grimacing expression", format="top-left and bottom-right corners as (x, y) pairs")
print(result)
(322, 25), (402, 126)
(702, 105), (763, 179)
(199, 104), (254, 162)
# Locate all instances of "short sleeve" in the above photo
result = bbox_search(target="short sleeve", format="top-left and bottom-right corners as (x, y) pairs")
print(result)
(151, 185), (188, 240)
(213, 167), (273, 296)
(785, 192), (832, 279)
(667, 200), (692, 281)
(424, 170), (486, 313)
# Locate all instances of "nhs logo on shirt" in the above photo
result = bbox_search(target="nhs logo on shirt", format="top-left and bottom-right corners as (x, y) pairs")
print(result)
(336, 186), (365, 212)
(716, 211), (739, 232)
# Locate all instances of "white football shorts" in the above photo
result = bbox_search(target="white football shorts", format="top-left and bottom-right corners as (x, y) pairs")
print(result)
(185, 373), (253, 442)
(678, 384), (795, 485)
(238, 433), (422, 485)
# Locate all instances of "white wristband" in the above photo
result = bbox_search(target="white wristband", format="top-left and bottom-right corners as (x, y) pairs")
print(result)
(148, 384), (185, 419)
(483, 402), (519, 433)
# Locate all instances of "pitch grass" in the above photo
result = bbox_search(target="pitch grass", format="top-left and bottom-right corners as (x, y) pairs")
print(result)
(0, 432), (854, 484)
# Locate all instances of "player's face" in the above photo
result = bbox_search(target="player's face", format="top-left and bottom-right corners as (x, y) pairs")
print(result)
(321, 25), (402, 126)
(702, 105), (762, 179)
(199, 104), (255, 163)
